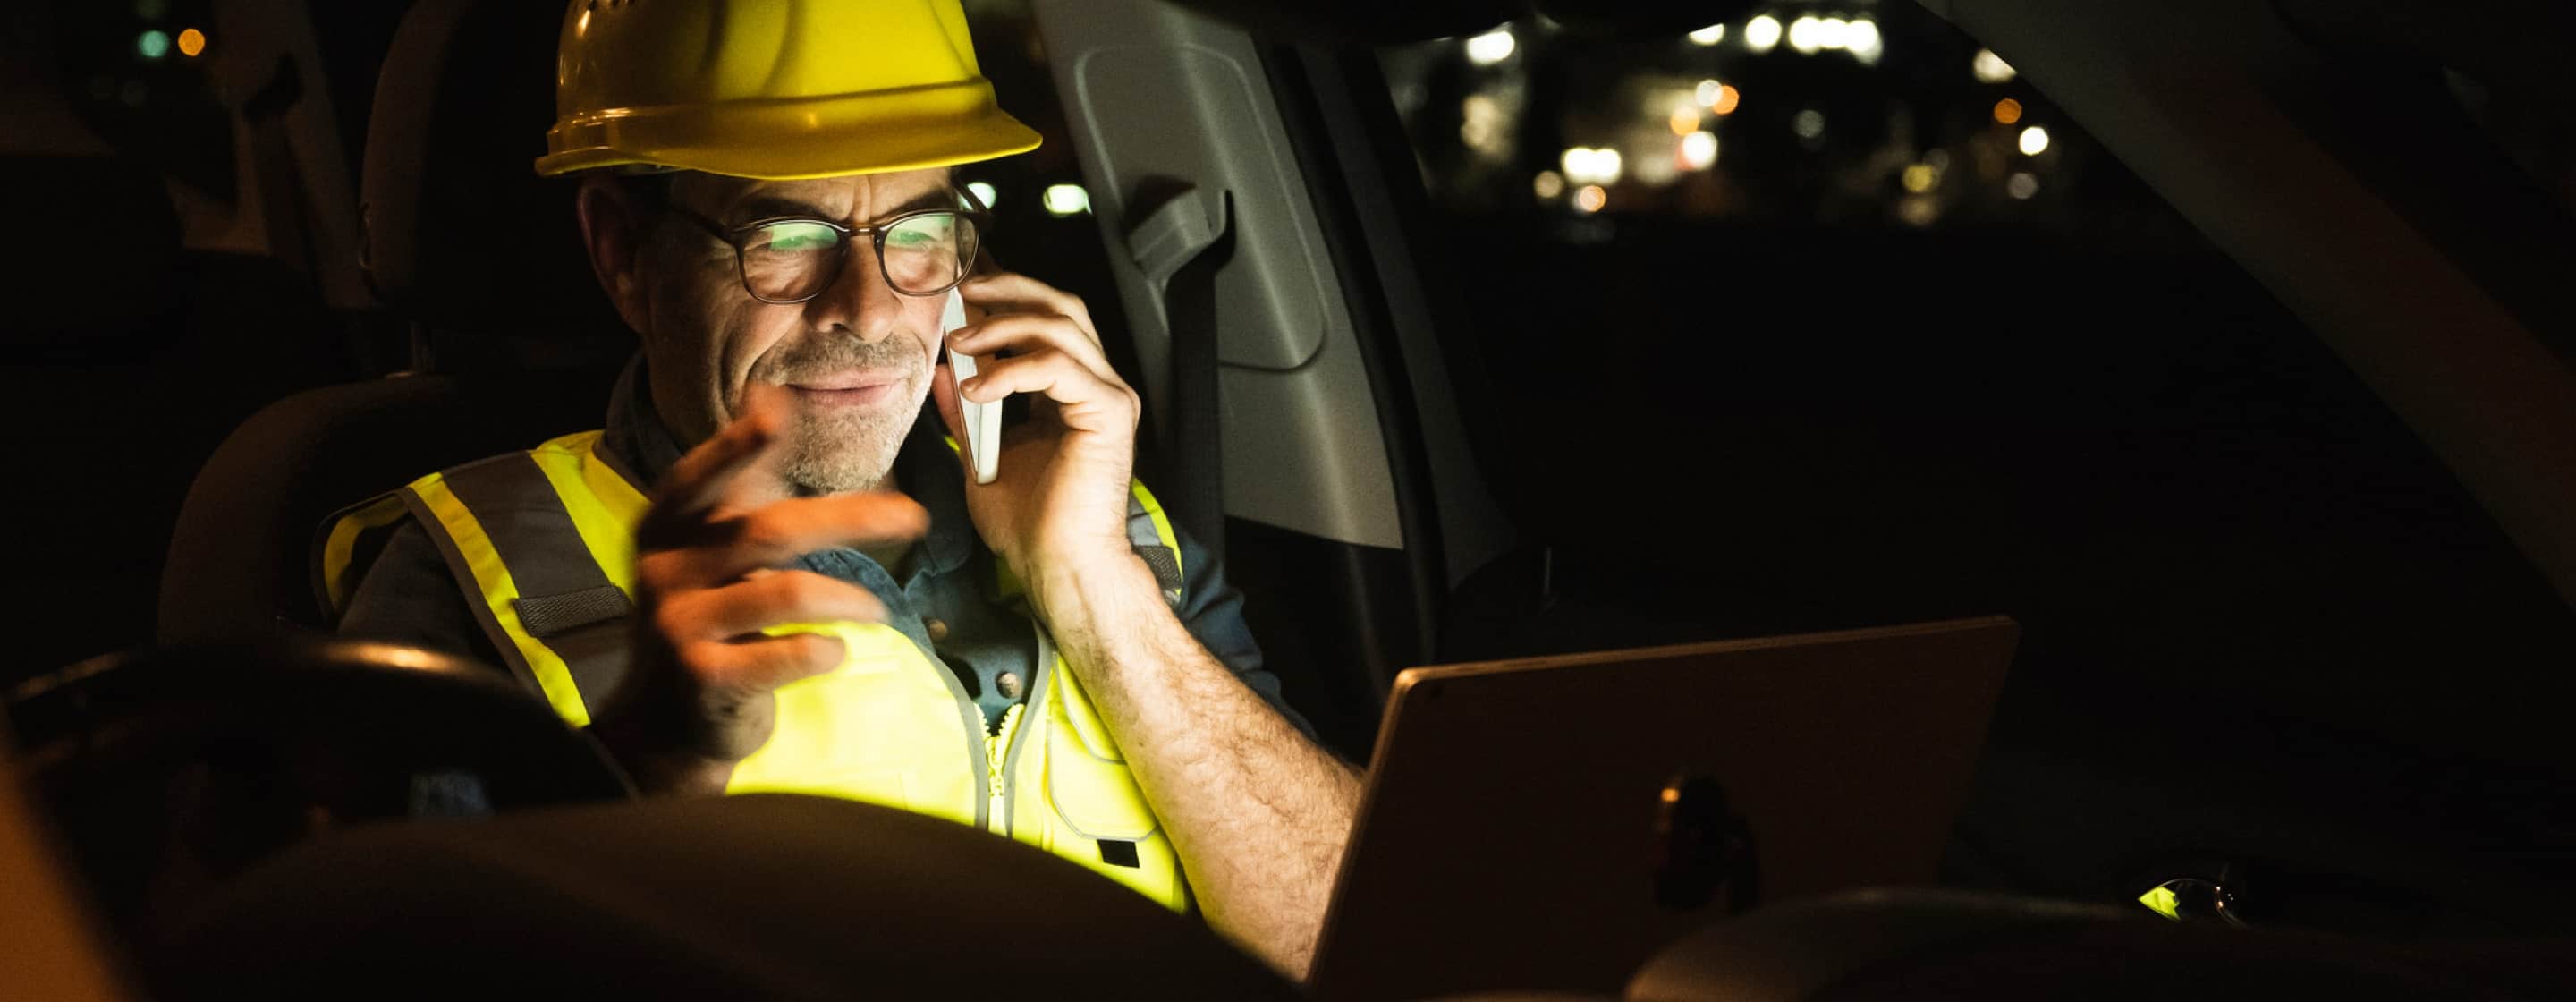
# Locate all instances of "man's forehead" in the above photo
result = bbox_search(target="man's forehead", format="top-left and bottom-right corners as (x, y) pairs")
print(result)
(682, 168), (954, 221)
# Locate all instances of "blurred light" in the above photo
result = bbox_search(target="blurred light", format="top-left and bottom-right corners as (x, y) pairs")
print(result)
(1562, 148), (1594, 180)
(119, 80), (148, 106)
(1680, 131), (1719, 170)
(1846, 18), (1883, 62)
(1534, 170), (1565, 199)
(1465, 28), (1516, 65)
(2008, 172), (2039, 199)
(1973, 48), (2017, 83)
(1786, 16), (1822, 54)
(1712, 84), (1741, 115)
(175, 28), (205, 57)
(1668, 106), (1700, 137)
(1745, 14), (1783, 53)
(1993, 98), (2023, 125)
(965, 181), (998, 208)
(2018, 124), (2050, 156)
(137, 30), (171, 60)
(1042, 183), (1090, 217)
(1688, 23), (1726, 46)
(1898, 195), (1940, 227)
(1573, 184), (1607, 213)
(1814, 17), (1850, 50)
(1792, 109), (1826, 140)
(1902, 163), (1937, 193)
(1695, 79), (1723, 107)
(1560, 147), (1623, 185)
(1461, 94), (1509, 155)
(1926, 149), (1953, 170)
(136, 0), (167, 20)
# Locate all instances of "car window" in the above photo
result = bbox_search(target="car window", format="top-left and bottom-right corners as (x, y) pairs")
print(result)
(955, 0), (1135, 378)
(20, 0), (238, 240)
(1383, 9), (2576, 925)
(1383, 8), (2179, 234)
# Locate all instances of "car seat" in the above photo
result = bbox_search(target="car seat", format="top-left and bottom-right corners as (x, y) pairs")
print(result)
(158, 0), (630, 646)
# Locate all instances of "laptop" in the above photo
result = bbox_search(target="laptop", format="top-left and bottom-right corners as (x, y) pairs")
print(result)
(1304, 616), (2021, 1001)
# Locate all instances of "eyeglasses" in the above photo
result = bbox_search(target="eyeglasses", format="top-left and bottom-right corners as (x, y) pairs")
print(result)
(665, 189), (989, 304)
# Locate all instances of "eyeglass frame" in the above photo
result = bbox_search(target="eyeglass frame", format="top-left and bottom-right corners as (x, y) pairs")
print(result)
(658, 185), (993, 305)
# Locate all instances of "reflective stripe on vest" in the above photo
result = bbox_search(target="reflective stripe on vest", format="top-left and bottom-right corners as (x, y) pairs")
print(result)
(332, 430), (1191, 911)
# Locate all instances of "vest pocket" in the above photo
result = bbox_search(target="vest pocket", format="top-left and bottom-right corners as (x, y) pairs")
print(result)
(1020, 663), (1187, 912)
(1041, 717), (1160, 842)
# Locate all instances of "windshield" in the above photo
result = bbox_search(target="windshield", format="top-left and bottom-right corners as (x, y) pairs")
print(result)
(1379, 7), (2576, 932)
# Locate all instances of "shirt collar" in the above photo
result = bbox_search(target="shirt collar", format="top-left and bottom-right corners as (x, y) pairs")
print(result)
(598, 353), (685, 489)
(598, 352), (976, 579)
(892, 408), (978, 579)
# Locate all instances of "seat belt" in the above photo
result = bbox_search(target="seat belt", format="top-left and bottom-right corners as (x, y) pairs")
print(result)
(1124, 188), (1236, 566)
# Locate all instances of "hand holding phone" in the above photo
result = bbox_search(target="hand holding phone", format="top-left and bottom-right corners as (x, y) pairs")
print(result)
(944, 289), (1002, 485)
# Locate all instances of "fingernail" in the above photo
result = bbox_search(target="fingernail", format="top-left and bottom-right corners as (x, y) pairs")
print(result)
(960, 378), (981, 397)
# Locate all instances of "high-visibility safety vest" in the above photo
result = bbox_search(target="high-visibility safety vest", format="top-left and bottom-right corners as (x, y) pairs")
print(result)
(318, 430), (1193, 911)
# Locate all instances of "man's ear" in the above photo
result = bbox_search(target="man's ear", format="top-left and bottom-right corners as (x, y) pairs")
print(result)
(573, 174), (652, 335)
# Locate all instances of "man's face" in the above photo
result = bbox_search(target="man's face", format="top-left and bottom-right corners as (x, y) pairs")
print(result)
(631, 167), (957, 495)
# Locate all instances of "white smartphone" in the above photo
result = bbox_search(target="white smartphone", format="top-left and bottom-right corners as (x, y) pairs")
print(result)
(944, 289), (1001, 484)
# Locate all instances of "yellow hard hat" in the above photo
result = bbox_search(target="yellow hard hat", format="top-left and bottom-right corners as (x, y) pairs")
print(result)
(536, 0), (1041, 180)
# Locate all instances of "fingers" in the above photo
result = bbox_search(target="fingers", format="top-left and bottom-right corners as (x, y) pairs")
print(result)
(958, 272), (1099, 347)
(639, 386), (794, 546)
(654, 570), (886, 643)
(947, 312), (1120, 385)
(928, 361), (967, 448)
(638, 492), (930, 590)
(680, 631), (846, 692)
(955, 349), (1141, 435)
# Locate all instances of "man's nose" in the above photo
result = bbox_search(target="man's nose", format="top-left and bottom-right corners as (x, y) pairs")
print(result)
(804, 242), (906, 343)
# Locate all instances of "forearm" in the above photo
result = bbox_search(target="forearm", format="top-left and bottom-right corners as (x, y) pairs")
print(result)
(1033, 553), (1361, 979)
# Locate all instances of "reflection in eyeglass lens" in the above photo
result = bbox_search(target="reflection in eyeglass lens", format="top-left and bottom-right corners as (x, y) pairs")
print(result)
(738, 214), (973, 300)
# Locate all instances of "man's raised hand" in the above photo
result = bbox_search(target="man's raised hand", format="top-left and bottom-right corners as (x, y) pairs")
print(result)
(590, 385), (928, 794)
(930, 272), (1144, 615)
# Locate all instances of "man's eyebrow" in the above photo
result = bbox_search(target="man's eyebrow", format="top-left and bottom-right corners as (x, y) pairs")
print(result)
(728, 195), (835, 225)
(727, 189), (961, 226)
(885, 188), (959, 215)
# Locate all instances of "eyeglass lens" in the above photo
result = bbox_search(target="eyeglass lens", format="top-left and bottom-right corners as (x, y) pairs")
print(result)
(738, 213), (975, 301)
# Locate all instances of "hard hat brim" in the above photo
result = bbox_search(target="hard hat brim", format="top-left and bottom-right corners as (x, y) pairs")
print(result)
(537, 80), (1042, 181)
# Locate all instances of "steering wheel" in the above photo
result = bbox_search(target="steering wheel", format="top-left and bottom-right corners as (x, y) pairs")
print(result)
(5, 639), (631, 939)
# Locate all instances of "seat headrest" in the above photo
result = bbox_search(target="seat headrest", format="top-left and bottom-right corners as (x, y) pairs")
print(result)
(360, 0), (612, 337)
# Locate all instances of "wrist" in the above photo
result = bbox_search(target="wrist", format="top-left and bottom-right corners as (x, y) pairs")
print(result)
(1027, 546), (1159, 625)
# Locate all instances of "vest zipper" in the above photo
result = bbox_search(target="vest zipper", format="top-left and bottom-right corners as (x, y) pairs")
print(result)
(987, 701), (1024, 835)
(986, 627), (1055, 836)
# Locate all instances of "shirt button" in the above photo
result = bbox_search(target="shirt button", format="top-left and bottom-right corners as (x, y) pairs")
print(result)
(996, 672), (1024, 701)
(924, 618), (949, 641)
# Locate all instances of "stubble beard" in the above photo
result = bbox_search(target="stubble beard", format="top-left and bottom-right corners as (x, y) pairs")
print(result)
(775, 386), (916, 495)
(754, 330), (932, 497)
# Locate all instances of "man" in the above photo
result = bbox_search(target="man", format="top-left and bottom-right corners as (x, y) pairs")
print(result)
(327, 0), (1358, 976)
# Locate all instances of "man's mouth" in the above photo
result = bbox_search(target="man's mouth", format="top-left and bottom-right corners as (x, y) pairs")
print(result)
(784, 372), (902, 409)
